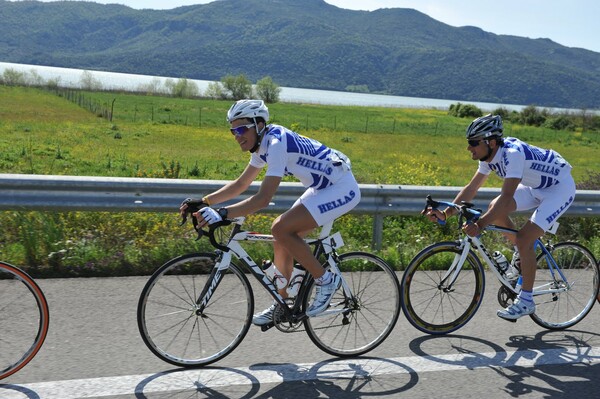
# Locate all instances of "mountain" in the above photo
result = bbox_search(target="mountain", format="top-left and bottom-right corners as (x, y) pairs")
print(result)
(1, 0), (600, 109)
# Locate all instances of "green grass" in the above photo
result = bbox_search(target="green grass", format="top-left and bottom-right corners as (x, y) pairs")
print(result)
(1, 85), (599, 277)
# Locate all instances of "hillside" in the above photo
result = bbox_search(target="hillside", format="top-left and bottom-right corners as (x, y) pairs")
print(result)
(1, 0), (600, 108)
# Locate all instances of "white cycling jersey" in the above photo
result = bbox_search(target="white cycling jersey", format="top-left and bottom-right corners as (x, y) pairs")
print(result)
(249, 124), (350, 189)
(248, 124), (359, 226)
(478, 137), (575, 231)
(477, 137), (572, 189)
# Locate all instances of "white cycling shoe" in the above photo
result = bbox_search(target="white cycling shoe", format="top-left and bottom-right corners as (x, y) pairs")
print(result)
(252, 302), (277, 326)
(306, 273), (341, 317)
(497, 298), (535, 321)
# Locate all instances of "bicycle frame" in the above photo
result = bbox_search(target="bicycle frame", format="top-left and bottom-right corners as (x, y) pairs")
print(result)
(194, 216), (351, 321)
(431, 196), (571, 298)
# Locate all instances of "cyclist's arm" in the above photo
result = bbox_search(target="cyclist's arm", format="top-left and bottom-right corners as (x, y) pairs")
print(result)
(223, 175), (281, 219)
(203, 164), (262, 206)
(446, 171), (488, 217)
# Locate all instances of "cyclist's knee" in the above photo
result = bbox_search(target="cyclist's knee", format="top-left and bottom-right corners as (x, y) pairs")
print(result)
(271, 218), (293, 240)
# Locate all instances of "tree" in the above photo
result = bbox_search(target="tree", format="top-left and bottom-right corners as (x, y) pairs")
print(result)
(519, 105), (547, 126)
(448, 103), (482, 118)
(221, 74), (253, 100)
(256, 76), (281, 103)
(79, 70), (103, 91)
(137, 77), (165, 95)
(1, 68), (26, 86)
(205, 81), (228, 99)
(171, 78), (199, 98)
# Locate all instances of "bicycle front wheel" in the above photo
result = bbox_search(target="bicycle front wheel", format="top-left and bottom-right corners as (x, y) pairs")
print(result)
(401, 241), (485, 335)
(137, 253), (254, 367)
(304, 252), (401, 357)
(0, 262), (50, 380)
(531, 242), (599, 330)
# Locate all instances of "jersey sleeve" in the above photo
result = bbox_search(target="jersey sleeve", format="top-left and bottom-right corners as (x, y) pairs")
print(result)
(503, 148), (525, 179)
(477, 161), (491, 175)
(264, 136), (287, 177)
(248, 152), (266, 169)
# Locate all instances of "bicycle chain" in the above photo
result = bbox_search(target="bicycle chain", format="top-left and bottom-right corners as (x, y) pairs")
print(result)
(272, 302), (351, 332)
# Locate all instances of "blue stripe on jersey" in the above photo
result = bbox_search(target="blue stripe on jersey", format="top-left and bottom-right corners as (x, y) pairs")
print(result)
(287, 133), (328, 157)
(522, 143), (551, 162)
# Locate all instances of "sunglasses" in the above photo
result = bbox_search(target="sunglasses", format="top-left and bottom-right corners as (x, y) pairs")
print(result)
(230, 123), (255, 137)
(467, 139), (483, 147)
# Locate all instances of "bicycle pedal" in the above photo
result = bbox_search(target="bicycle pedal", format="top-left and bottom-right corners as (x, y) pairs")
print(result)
(260, 322), (275, 332)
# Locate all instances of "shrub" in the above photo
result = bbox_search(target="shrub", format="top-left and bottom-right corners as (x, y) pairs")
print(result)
(448, 103), (482, 118)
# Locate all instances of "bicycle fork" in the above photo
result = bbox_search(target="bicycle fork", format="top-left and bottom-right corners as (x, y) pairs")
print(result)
(439, 239), (472, 292)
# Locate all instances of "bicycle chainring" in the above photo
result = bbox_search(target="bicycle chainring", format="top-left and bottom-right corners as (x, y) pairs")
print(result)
(497, 285), (517, 308)
(273, 300), (303, 333)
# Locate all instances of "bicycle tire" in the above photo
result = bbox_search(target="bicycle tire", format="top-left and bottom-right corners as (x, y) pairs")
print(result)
(304, 251), (401, 357)
(137, 253), (254, 367)
(0, 261), (50, 380)
(401, 241), (485, 335)
(530, 242), (599, 330)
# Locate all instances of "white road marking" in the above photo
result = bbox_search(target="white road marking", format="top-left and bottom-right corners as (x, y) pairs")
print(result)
(2, 347), (599, 398)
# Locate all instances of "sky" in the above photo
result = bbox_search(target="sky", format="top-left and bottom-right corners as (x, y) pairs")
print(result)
(24, 1), (600, 53)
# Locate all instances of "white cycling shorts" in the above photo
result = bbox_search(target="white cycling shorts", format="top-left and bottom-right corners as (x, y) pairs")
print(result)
(513, 173), (576, 232)
(293, 171), (361, 227)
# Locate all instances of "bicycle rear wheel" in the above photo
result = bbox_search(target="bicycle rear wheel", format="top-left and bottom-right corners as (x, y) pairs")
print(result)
(401, 241), (485, 335)
(0, 262), (50, 380)
(530, 242), (599, 330)
(304, 252), (401, 357)
(137, 253), (254, 367)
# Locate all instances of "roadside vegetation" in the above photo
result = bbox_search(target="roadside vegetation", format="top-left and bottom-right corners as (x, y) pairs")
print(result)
(1, 84), (598, 278)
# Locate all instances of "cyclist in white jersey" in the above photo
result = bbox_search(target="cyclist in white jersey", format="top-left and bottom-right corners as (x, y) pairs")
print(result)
(424, 114), (575, 321)
(180, 99), (361, 325)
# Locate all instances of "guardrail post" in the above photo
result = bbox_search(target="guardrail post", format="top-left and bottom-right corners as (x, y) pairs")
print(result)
(372, 214), (384, 250)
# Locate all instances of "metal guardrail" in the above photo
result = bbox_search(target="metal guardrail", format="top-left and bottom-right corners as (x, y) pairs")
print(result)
(1, 174), (599, 248)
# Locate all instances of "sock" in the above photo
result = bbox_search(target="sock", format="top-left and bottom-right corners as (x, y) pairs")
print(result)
(518, 289), (534, 304)
(315, 270), (332, 285)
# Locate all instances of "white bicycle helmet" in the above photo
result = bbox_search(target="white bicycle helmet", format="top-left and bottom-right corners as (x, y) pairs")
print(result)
(466, 114), (503, 140)
(227, 99), (269, 123)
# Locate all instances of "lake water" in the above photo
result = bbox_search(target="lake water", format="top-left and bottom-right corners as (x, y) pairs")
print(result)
(1, 61), (596, 114)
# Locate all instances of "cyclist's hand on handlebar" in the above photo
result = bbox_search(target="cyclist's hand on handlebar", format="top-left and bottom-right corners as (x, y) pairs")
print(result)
(179, 197), (205, 217)
(422, 206), (446, 225)
(195, 206), (222, 227)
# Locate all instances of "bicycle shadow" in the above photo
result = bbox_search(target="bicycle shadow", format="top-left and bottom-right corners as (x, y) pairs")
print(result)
(495, 330), (600, 398)
(133, 366), (261, 398)
(131, 356), (417, 398)
(0, 384), (41, 399)
(408, 330), (600, 398)
(247, 357), (418, 398)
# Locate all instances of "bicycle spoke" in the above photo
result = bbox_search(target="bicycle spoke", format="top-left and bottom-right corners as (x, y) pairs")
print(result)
(305, 252), (401, 357)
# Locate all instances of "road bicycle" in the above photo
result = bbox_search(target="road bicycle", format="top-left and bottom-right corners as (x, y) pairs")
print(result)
(0, 261), (50, 380)
(137, 206), (401, 367)
(401, 195), (599, 335)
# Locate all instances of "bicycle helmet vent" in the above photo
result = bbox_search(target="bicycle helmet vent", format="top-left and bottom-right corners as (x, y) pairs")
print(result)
(466, 114), (503, 140)
(227, 99), (269, 123)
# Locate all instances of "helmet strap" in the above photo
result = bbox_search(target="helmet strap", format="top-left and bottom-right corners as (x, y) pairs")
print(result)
(249, 118), (265, 153)
(479, 140), (493, 162)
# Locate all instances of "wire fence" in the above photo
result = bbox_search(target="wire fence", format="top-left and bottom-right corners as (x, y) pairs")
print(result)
(50, 87), (600, 141)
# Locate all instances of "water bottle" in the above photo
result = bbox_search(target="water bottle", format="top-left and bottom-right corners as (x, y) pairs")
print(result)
(286, 264), (306, 297)
(492, 251), (509, 274)
(262, 260), (288, 290)
(514, 275), (523, 293)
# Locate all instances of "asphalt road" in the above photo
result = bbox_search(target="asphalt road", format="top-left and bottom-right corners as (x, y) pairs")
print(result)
(1, 274), (599, 398)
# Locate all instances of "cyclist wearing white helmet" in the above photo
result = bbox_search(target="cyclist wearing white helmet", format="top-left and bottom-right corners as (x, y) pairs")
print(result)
(424, 113), (576, 321)
(180, 99), (361, 324)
